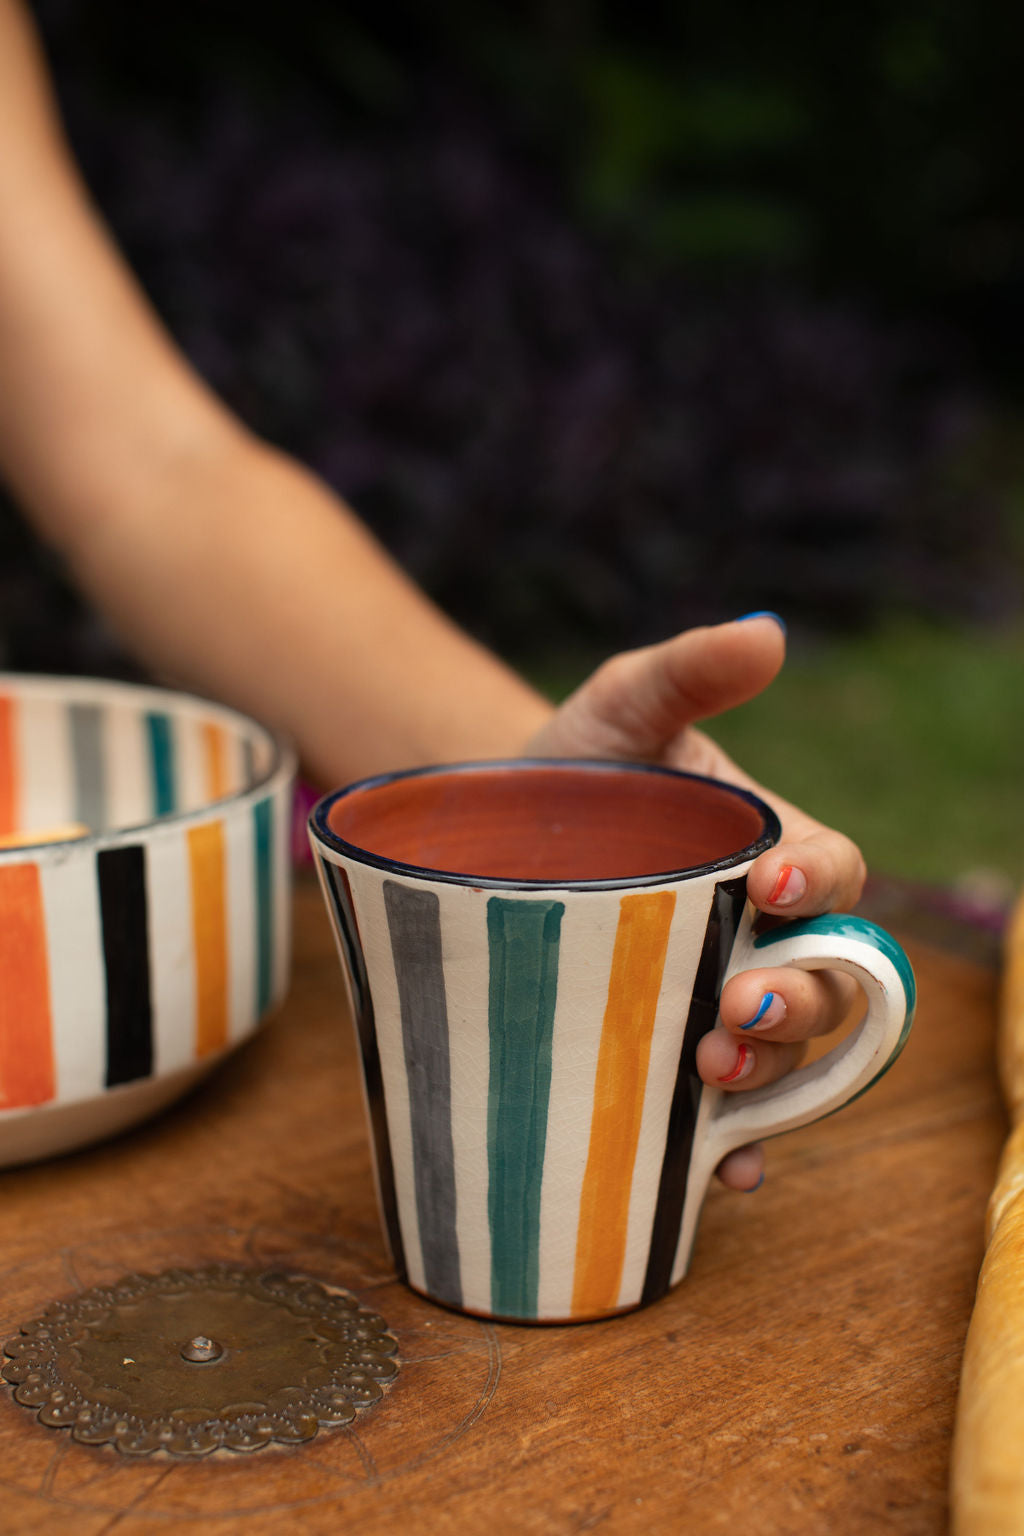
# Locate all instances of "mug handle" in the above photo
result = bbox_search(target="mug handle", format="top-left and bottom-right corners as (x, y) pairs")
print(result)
(706, 913), (916, 1160)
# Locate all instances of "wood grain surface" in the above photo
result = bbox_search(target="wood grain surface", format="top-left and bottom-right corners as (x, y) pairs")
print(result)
(0, 877), (1003, 1534)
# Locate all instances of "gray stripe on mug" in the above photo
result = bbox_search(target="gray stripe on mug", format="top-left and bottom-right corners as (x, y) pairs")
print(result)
(383, 879), (462, 1308)
(70, 703), (107, 832)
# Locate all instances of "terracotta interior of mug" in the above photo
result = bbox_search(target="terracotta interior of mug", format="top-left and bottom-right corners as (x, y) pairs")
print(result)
(326, 763), (772, 882)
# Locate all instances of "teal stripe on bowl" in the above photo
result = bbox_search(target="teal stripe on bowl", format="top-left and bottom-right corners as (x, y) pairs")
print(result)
(486, 896), (564, 1320)
(253, 796), (274, 1015)
(145, 712), (176, 817)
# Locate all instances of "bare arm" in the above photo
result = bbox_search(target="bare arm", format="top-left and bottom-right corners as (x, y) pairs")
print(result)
(0, 3), (873, 1189)
(0, 0), (551, 784)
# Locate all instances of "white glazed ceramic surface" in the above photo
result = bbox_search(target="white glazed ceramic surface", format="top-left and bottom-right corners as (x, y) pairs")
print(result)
(0, 674), (294, 1166)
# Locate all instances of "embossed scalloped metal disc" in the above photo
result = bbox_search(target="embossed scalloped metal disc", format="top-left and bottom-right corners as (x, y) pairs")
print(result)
(1, 1265), (399, 1456)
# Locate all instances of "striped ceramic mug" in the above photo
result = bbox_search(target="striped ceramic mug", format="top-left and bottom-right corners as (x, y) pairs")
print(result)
(310, 760), (915, 1323)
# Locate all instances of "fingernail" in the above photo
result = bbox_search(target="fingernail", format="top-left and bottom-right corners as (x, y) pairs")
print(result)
(743, 1171), (765, 1193)
(740, 991), (786, 1031)
(766, 864), (807, 907)
(717, 1042), (755, 1084)
(736, 611), (787, 635)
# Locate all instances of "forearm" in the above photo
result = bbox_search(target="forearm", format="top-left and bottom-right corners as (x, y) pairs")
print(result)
(59, 439), (553, 783)
(0, 0), (551, 782)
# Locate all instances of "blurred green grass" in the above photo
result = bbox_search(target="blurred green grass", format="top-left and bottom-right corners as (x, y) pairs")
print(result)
(708, 623), (1023, 889)
(539, 623), (1024, 891)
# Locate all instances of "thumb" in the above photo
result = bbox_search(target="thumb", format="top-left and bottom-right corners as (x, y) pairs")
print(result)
(529, 615), (786, 761)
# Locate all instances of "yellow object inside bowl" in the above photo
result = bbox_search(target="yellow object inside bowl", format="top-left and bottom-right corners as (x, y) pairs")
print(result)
(0, 822), (89, 850)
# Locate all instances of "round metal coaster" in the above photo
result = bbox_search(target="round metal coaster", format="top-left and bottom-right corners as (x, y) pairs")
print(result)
(1, 1265), (399, 1457)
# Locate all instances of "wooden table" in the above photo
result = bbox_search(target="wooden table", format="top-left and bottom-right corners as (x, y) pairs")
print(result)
(0, 877), (1005, 1534)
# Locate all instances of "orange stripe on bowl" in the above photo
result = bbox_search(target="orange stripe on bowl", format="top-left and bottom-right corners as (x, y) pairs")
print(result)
(571, 889), (676, 1318)
(202, 721), (230, 801)
(0, 695), (18, 837)
(187, 820), (228, 1057)
(0, 863), (56, 1107)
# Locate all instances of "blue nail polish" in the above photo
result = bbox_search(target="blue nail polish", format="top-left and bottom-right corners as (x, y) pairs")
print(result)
(737, 611), (787, 635)
(740, 992), (775, 1030)
(743, 1172), (765, 1193)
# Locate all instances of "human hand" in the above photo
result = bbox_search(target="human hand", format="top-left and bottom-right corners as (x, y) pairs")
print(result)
(525, 614), (866, 1192)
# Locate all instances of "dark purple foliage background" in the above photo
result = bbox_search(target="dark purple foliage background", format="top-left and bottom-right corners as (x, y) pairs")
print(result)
(0, 1), (1018, 679)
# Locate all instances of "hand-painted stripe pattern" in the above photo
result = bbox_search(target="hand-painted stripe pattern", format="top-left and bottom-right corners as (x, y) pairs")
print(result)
(0, 695), (16, 839)
(572, 889), (676, 1317)
(383, 881), (461, 1307)
(69, 704), (106, 831)
(0, 687), (266, 836)
(0, 681), (291, 1115)
(146, 712), (176, 818)
(253, 797), (275, 1017)
(316, 854), (745, 1321)
(641, 876), (748, 1304)
(188, 820), (229, 1059)
(486, 897), (564, 1319)
(0, 863), (56, 1107)
(98, 845), (155, 1086)
(318, 860), (407, 1278)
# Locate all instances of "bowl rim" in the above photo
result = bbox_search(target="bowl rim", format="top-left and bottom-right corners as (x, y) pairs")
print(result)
(0, 671), (296, 859)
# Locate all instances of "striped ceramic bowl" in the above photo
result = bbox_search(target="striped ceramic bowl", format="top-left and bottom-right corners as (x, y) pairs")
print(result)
(0, 674), (295, 1166)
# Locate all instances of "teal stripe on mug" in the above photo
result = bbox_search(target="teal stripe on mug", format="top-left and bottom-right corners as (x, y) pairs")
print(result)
(486, 897), (564, 1319)
(145, 712), (176, 816)
(253, 796), (274, 1014)
(383, 880), (461, 1308)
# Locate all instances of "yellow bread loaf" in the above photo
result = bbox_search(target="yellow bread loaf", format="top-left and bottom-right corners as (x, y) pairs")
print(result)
(1000, 898), (1024, 1120)
(952, 896), (1024, 1534)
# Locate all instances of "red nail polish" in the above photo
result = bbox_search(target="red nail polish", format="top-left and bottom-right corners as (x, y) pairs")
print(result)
(717, 1042), (753, 1084)
(767, 865), (794, 905)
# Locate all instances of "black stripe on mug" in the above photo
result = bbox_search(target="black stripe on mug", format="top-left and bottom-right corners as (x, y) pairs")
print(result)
(320, 859), (408, 1281)
(641, 876), (748, 1305)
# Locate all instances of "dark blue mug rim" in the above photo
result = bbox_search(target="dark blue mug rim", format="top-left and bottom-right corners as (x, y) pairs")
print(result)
(309, 758), (782, 892)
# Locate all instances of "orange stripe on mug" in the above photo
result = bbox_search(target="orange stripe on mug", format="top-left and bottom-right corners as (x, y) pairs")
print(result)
(202, 721), (230, 801)
(0, 863), (56, 1107)
(187, 820), (229, 1057)
(572, 889), (676, 1318)
(0, 695), (18, 837)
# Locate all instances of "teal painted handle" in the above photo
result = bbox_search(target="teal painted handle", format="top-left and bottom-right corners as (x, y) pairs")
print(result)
(708, 914), (916, 1158)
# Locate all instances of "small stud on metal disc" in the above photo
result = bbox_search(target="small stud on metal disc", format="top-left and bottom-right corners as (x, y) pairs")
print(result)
(1, 1265), (399, 1457)
(180, 1335), (224, 1364)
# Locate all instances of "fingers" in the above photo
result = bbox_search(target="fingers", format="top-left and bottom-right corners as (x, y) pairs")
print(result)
(521, 613), (868, 1206)
(699, 1032), (800, 1192)
(526, 615), (786, 761)
(716, 1143), (765, 1192)
(700, 964), (858, 1091)
(704, 964), (862, 1190)
(696, 1026), (806, 1093)
(719, 964), (861, 1043)
(747, 828), (867, 918)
